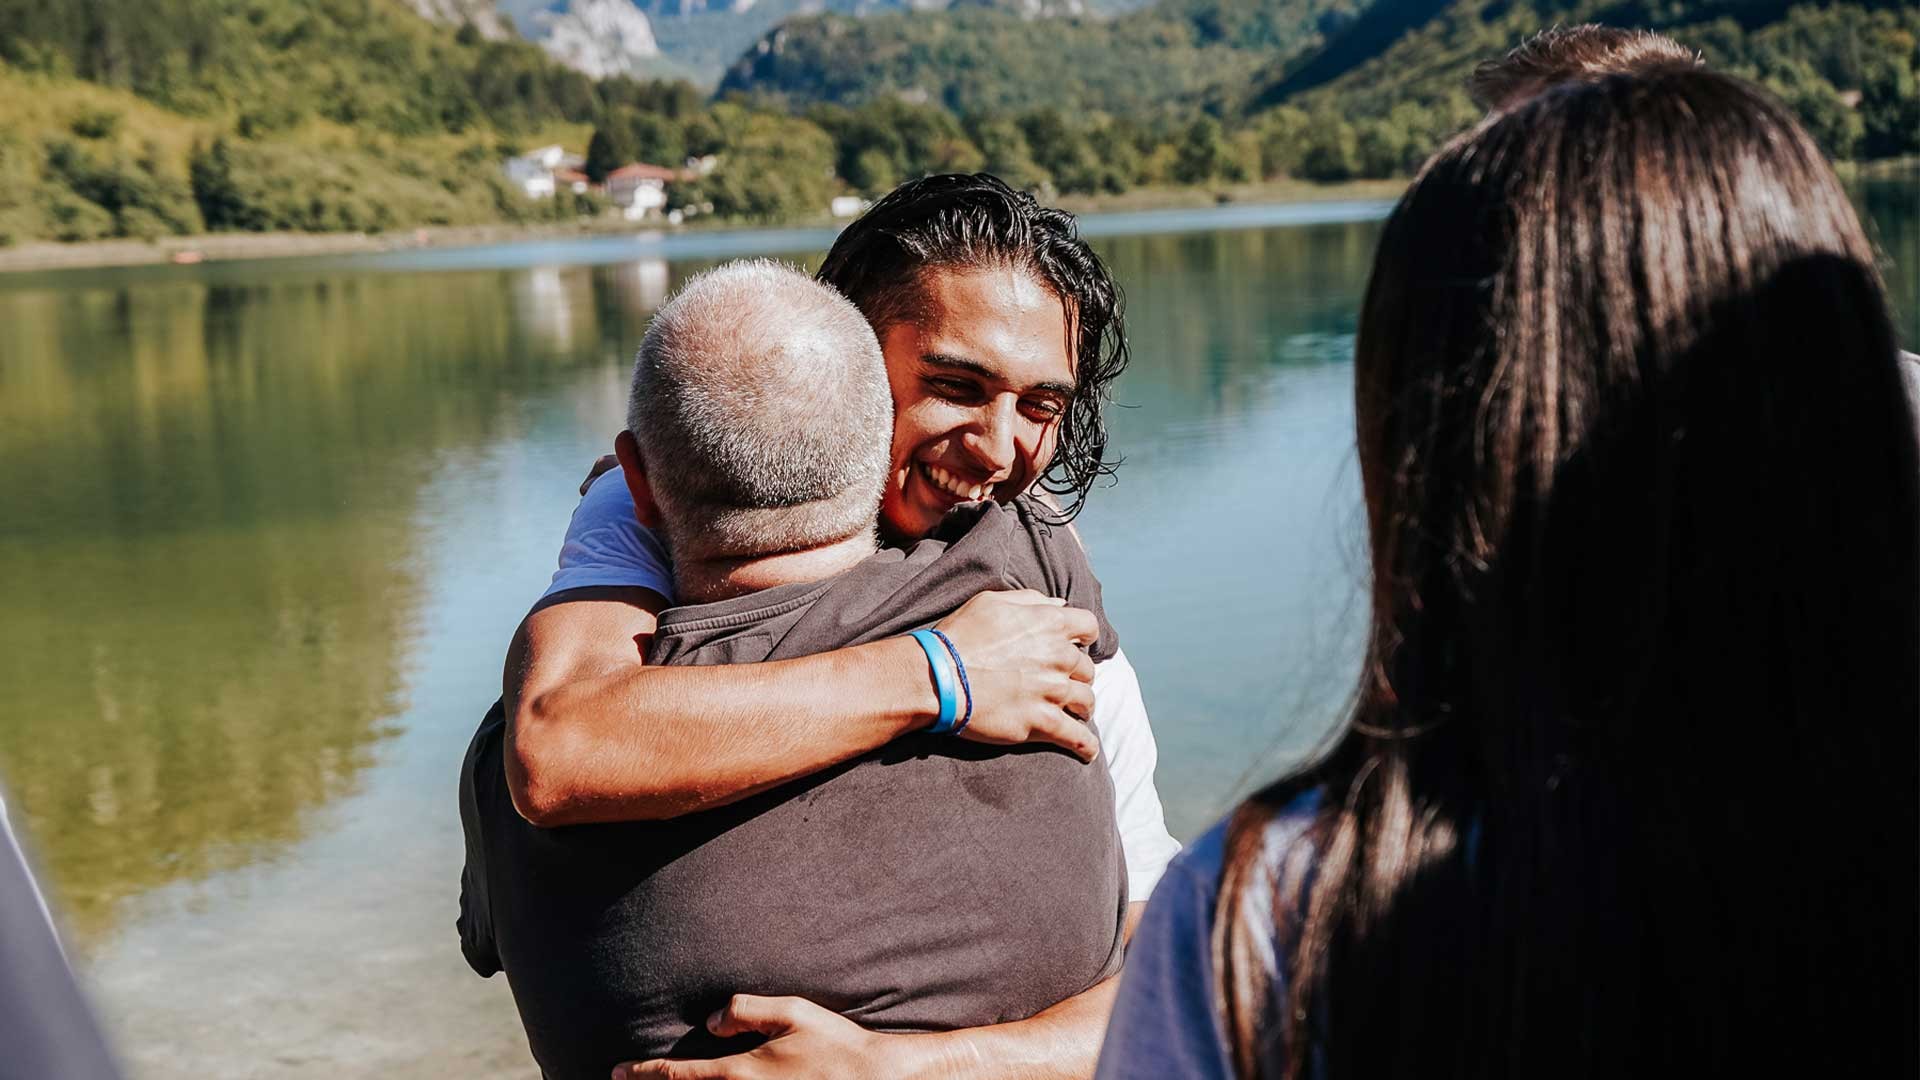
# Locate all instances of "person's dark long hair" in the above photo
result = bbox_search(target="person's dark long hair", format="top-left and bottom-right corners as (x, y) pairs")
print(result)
(816, 173), (1129, 520)
(1215, 68), (1919, 1079)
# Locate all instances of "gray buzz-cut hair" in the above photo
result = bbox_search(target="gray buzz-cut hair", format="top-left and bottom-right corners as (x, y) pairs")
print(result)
(627, 259), (892, 565)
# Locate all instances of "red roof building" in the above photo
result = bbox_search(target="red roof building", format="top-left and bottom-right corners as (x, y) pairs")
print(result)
(607, 163), (685, 183)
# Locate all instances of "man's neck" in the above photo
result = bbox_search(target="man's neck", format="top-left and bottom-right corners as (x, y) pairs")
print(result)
(673, 531), (878, 605)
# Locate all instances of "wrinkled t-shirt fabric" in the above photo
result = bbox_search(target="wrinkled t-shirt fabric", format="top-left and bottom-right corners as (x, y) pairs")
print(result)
(460, 498), (1129, 1079)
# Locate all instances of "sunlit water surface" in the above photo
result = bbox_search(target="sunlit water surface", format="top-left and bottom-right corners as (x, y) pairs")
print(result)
(2, 181), (1913, 1078)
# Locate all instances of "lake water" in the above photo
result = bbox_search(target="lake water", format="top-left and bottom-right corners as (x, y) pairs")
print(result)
(2, 181), (1915, 1078)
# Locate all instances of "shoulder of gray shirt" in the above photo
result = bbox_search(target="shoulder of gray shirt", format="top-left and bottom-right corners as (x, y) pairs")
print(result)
(932, 495), (1121, 661)
(651, 496), (1121, 664)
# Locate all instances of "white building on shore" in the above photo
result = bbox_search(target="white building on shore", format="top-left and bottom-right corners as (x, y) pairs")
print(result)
(606, 163), (680, 221)
(503, 145), (587, 200)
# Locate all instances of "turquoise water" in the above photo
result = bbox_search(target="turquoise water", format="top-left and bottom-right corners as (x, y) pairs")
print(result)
(0, 187), (1912, 1078)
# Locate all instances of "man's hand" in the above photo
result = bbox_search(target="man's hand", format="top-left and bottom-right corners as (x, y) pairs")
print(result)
(614, 995), (926, 1080)
(934, 591), (1101, 762)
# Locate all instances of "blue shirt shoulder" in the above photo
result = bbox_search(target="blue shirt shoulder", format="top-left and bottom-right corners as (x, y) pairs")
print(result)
(1095, 793), (1319, 1080)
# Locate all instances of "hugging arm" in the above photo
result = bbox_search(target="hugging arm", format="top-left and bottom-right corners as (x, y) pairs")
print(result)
(504, 587), (1101, 827)
(618, 906), (1149, 1080)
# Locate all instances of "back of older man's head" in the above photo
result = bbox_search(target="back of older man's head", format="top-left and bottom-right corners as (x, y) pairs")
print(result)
(628, 260), (891, 564)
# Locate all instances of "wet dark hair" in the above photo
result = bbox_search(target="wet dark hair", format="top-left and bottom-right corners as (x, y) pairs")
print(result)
(815, 173), (1128, 520)
(1468, 24), (1700, 109)
(1216, 69), (1917, 1078)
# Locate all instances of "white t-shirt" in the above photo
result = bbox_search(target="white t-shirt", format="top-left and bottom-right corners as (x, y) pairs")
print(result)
(543, 474), (1182, 901)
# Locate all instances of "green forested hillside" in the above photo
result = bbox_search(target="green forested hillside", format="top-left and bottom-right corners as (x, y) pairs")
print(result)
(717, 0), (1371, 115)
(0, 0), (858, 243)
(0, 0), (590, 242)
(1251, 0), (1920, 165)
(720, 0), (1920, 179)
(0, 0), (1913, 246)
(0, 0), (610, 134)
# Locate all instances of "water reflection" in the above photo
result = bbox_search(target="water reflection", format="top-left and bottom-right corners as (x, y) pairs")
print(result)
(1081, 222), (1381, 832)
(0, 268), (675, 942)
(1854, 172), (1920, 346)
(1102, 223), (1374, 415)
(613, 258), (672, 313)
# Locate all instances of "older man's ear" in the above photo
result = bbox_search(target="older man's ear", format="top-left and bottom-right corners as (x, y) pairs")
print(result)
(614, 430), (664, 531)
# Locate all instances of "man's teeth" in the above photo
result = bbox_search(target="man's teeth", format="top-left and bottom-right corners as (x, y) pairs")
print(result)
(925, 463), (990, 501)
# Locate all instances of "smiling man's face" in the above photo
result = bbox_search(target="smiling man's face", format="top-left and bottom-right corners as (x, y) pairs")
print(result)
(877, 265), (1077, 543)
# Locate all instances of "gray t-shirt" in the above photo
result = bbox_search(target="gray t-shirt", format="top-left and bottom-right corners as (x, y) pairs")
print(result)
(459, 498), (1129, 1079)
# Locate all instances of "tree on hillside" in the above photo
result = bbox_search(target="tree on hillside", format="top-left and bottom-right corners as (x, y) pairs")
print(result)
(1256, 106), (1310, 178)
(966, 115), (1049, 191)
(189, 139), (248, 231)
(1020, 109), (1102, 194)
(1765, 58), (1865, 159)
(585, 124), (638, 183)
(1297, 115), (1358, 182)
(681, 113), (727, 158)
(627, 113), (688, 167)
(1857, 47), (1919, 158)
(679, 108), (837, 221)
(1089, 119), (1148, 194)
(1172, 117), (1227, 185)
(808, 104), (909, 193)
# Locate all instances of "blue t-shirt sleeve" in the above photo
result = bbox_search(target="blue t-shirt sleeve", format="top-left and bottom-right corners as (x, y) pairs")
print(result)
(541, 471), (674, 602)
(1095, 822), (1237, 1080)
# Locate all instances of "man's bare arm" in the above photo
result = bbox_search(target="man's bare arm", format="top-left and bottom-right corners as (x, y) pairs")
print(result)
(504, 588), (1100, 827)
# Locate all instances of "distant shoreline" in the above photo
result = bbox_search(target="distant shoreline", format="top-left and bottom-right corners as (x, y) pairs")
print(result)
(1, 164), (1906, 277)
(0, 219), (664, 275)
(0, 178), (1405, 276)
(1053, 177), (1409, 215)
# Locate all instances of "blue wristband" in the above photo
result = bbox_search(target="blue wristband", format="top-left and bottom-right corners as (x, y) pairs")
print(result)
(909, 629), (960, 734)
(927, 628), (973, 734)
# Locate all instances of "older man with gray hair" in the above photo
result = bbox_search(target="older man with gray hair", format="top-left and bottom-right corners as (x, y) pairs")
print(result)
(459, 261), (1129, 1080)
(619, 260), (892, 587)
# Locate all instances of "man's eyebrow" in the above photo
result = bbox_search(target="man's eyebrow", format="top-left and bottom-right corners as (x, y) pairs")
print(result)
(922, 353), (1075, 398)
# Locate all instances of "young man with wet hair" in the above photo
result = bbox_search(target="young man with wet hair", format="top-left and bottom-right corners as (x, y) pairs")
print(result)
(489, 175), (1180, 1079)
(459, 261), (1130, 1079)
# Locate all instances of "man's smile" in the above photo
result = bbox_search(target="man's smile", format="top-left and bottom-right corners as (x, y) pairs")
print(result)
(919, 460), (997, 502)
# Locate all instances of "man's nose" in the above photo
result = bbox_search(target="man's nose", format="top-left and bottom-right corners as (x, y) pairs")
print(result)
(961, 399), (1019, 479)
